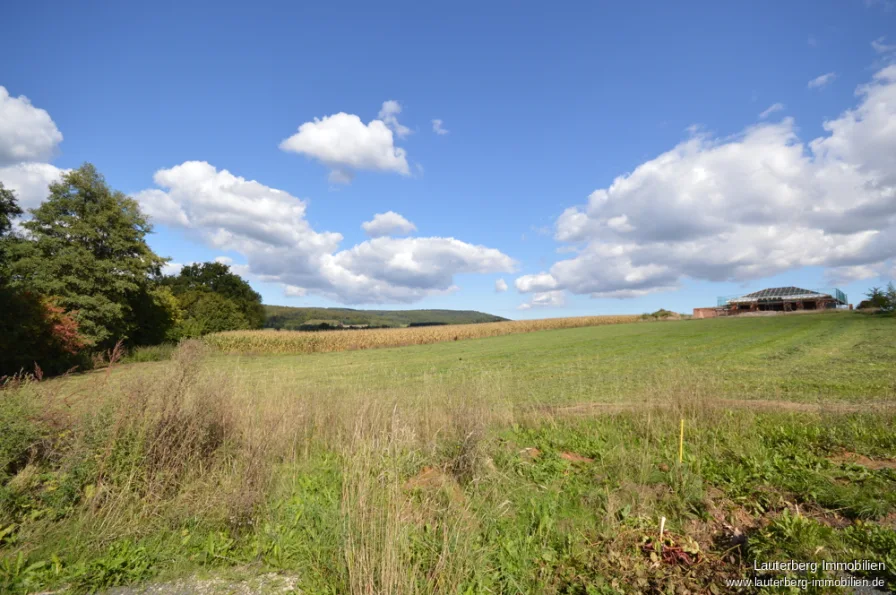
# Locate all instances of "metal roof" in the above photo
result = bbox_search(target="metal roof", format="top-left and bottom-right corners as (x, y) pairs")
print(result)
(738, 287), (824, 301)
(717, 287), (847, 306)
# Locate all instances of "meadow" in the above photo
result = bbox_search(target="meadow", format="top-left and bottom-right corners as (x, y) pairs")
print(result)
(1, 311), (895, 593)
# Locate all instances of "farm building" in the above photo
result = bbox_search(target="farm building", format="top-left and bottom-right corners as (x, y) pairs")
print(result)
(693, 287), (848, 317)
(719, 287), (847, 313)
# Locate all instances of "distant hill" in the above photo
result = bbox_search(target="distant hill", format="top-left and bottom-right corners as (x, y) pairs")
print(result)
(264, 306), (509, 330)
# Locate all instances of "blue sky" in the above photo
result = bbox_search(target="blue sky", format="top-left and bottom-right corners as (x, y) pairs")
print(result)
(2, 1), (896, 319)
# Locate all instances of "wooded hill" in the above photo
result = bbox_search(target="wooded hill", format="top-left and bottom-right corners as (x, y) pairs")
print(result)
(264, 306), (508, 330)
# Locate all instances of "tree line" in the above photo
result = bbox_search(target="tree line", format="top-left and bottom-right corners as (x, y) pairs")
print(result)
(0, 164), (264, 377)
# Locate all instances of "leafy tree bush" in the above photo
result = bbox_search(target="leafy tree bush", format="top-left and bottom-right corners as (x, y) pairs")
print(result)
(161, 261), (263, 336)
(129, 285), (183, 345)
(0, 182), (24, 274)
(0, 291), (88, 376)
(0, 182), (22, 237)
(174, 290), (250, 337)
(8, 165), (166, 348)
(1, 184), (89, 376)
(864, 284), (896, 313)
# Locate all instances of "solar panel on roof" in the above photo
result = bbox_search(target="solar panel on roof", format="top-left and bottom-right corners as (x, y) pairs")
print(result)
(717, 287), (846, 306)
(741, 287), (824, 299)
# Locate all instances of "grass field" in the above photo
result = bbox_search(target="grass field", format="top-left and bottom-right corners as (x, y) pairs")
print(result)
(204, 315), (640, 355)
(2, 311), (895, 593)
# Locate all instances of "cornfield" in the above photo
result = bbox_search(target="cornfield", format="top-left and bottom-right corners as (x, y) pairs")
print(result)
(204, 315), (640, 355)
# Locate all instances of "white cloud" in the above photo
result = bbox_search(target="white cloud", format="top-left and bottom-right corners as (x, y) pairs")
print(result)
(0, 87), (63, 166)
(0, 162), (67, 210)
(161, 261), (186, 276)
(279, 111), (410, 181)
(517, 66), (896, 300)
(808, 72), (837, 89)
(135, 161), (515, 304)
(824, 263), (886, 284)
(0, 87), (66, 211)
(328, 169), (354, 185)
(432, 119), (449, 135)
(361, 211), (417, 237)
(378, 100), (412, 138)
(519, 290), (565, 310)
(759, 103), (785, 119)
(132, 188), (190, 227)
(495, 278), (508, 292)
(515, 272), (558, 293)
(134, 161), (342, 257)
(872, 36), (896, 54)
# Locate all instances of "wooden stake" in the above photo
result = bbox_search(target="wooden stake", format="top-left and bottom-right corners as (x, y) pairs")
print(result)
(679, 418), (684, 464)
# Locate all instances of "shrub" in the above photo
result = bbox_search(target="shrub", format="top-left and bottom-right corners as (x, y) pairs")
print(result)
(122, 343), (176, 364)
(174, 291), (250, 338)
(0, 384), (49, 483)
(0, 291), (89, 377)
(864, 283), (896, 313)
(640, 309), (679, 320)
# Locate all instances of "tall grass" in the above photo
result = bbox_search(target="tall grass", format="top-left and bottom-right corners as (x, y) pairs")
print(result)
(204, 315), (640, 354)
(3, 331), (895, 593)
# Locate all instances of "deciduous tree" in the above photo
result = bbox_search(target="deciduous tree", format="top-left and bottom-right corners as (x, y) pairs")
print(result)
(9, 164), (167, 347)
(162, 261), (264, 329)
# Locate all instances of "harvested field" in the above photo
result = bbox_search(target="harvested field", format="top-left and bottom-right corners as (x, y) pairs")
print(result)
(204, 315), (640, 354)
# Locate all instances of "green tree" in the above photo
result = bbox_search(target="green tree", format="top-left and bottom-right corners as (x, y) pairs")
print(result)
(0, 182), (24, 273)
(175, 290), (249, 337)
(887, 282), (896, 313)
(163, 261), (264, 328)
(8, 164), (167, 347)
(129, 285), (184, 345)
(0, 183), (90, 375)
(0, 182), (22, 237)
(0, 292), (88, 376)
(864, 287), (890, 310)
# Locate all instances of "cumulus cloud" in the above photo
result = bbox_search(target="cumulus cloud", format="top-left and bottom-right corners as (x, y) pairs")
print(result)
(518, 290), (565, 310)
(432, 119), (449, 135)
(0, 87), (63, 166)
(279, 110), (410, 182)
(0, 86), (66, 210)
(808, 72), (837, 89)
(495, 278), (508, 292)
(361, 211), (417, 237)
(0, 162), (67, 210)
(516, 66), (896, 300)
(515, 272), (558, 293)
(378, 100), (412, 138)
(759, 103), (784, 119)
(135, 162), (515, 304)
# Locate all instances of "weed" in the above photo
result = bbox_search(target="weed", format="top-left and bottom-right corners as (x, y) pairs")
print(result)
(122, 343), (177, 363)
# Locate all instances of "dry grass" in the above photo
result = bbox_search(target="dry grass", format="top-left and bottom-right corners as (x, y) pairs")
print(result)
(203, 315), (640, 355)
(7, 314), (895, 593)
(4, 341), (275, 545)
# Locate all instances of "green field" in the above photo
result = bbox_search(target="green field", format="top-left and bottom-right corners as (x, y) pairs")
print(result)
(263, 305), (507, 330)
(222, 311), (896, 405)
(2, 312), (895, 593)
